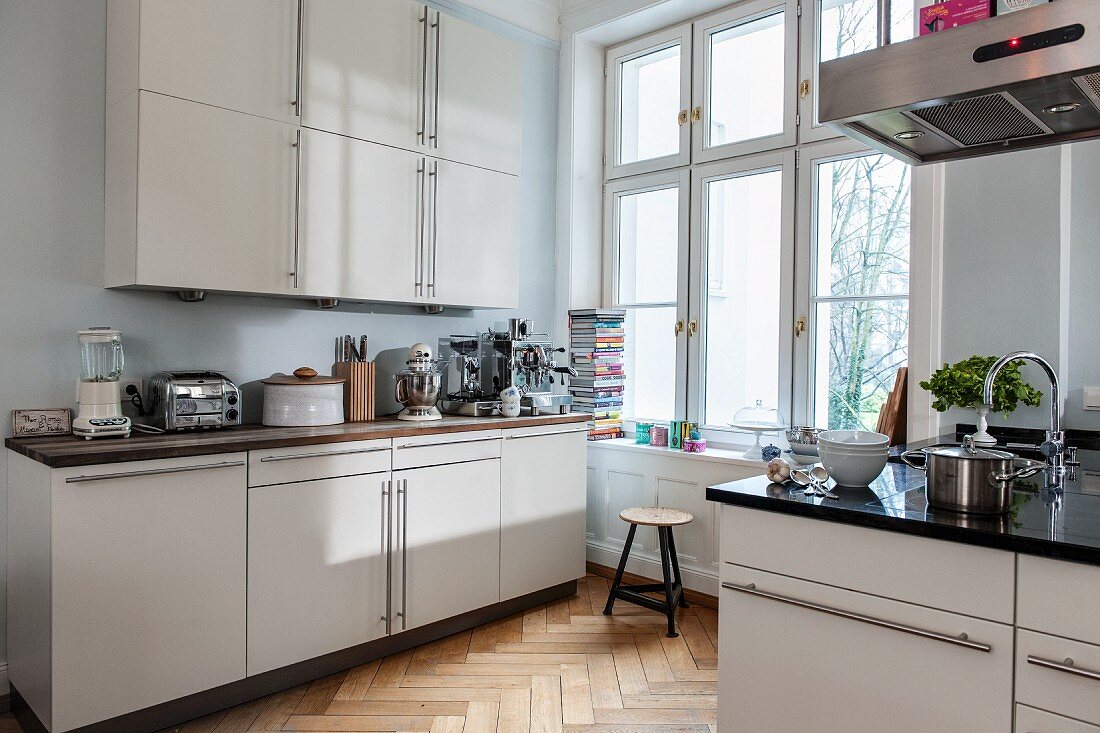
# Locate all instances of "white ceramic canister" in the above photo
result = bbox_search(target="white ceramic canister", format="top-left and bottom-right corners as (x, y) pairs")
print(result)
(262, 369), (345, 427)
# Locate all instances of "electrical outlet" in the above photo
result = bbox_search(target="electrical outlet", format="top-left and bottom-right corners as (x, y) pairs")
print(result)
(1085, 388), (1100, 411)
(120, 379), (144, 401)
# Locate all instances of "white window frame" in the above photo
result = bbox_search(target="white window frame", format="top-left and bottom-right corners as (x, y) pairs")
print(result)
(687, 149), (797, 440)
(692, 0), (799, 163)
(793, 136), (912, 429)
(604, 25), (693, 180)
(604, 169), (692, 423)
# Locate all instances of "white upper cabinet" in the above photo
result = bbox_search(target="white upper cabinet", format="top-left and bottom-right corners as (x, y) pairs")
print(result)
(300, 128), (425, 303)
(109, 0), (300, 123)
(109, 92), (300, 296)
(301, 0), (428, 153)
(429, 158), (520, 309)
(432, 11), (523, 175)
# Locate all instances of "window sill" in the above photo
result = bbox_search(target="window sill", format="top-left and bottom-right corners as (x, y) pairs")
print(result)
(586, 437), (768, 469)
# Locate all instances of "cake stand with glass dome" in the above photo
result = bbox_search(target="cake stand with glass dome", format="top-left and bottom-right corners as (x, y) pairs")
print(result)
(729, 400), (786, 461)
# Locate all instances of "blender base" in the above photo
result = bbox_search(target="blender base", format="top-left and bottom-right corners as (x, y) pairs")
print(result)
(398, 407), (443, 422)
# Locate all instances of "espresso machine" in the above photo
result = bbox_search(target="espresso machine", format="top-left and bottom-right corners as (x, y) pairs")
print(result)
(484, 319), (576, 415)
(438, 335), (498, 417)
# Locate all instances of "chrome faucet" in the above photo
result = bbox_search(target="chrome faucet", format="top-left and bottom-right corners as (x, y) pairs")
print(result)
(983, 352), (1065, 475)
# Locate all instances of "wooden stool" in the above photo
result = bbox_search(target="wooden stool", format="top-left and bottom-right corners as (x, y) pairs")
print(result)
(603, 506), (693, 637)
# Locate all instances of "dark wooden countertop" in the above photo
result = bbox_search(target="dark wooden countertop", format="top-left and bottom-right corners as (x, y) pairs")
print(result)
(5, 413), (590, 468)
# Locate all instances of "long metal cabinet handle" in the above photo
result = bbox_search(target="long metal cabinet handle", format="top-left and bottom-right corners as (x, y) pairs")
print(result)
(399, 479), (408, 630)
(418, 6), (429, 144)
(258, 446), (389, 462)
(430, 11), (440, 148)
(415, 158), (425, 297)
(292, 128), (302, 289)
(65, 460), (245, 483)
(395, 435), (499, 449)
(382, 480), (392, 634)
(429, 160), (438, 295)
(293, 0), (304, 117)
(1027, 655), (1100, 682)
(721, 582), (992, 653)
(505, 428), (589, 440)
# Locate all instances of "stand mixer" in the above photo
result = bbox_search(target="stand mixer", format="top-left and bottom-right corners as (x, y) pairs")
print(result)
(395, 342), (443, 421)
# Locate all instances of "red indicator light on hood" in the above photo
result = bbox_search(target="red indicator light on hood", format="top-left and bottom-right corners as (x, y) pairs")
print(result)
(1010, 38), (1020, 46)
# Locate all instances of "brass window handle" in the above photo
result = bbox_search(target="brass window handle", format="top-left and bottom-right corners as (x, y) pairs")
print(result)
(678, 109), (689, 126)
(691, 106), (702, 123)
(687, 319), (698, 337)
(674, 319), (685, 336)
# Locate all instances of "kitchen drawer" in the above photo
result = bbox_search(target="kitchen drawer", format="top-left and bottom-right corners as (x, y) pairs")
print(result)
(1017, 704), (1100, 733)
(1017, 629), (1100, 726)
(721, 504), (1015, 623)
(502, 424), (588, 440)
(1019, 555), (1100, 645)
(248, 439), (391, 487)
(719, 563), (1014, 733)
(392, 430), (501, 470)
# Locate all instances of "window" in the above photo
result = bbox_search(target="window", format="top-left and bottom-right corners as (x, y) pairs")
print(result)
(605, 0), (913, 439)
(805, 144), (911, 431)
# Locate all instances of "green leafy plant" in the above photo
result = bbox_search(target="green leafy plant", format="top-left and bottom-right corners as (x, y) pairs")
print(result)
(919, 355), (1043, 415)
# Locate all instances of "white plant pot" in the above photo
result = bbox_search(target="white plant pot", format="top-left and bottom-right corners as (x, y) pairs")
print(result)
(971, 405), (998, 447)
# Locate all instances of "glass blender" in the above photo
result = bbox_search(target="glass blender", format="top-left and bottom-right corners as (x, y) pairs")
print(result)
(73, 328), (132, 439)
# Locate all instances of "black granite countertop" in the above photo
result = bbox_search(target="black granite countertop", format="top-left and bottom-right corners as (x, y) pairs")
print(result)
(706, 456), (1100, 565)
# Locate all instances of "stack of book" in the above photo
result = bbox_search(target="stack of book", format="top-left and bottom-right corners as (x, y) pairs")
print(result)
(568, 309), (626, 441)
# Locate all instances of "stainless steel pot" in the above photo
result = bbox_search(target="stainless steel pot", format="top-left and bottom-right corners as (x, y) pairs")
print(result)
(900, 437), (1045, 514)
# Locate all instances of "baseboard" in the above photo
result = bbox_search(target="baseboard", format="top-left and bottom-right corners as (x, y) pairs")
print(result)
(586, 541), (719, 598)
(586, 561), (718, 610)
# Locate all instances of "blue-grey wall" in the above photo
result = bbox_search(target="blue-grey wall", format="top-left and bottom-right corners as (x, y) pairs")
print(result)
(0, 0), (560, 673)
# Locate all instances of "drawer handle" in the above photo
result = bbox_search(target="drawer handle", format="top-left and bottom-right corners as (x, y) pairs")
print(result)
(395, 436), (499, 449)
(1027, 654), (1100, 682)
(65, 460), (245, 483)
(721, 582), (992, 653)
(506, 428), (588, 440)
(258, 446), (389, 462)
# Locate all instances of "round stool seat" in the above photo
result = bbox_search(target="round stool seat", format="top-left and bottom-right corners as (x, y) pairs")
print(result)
(619, 506), (694, 527)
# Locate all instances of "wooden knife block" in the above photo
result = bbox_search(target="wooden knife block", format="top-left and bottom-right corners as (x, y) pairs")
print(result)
(333, 361), (376, 422)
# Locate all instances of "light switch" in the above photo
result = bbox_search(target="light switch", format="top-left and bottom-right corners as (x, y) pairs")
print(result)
(1085, 388), (1100, 411)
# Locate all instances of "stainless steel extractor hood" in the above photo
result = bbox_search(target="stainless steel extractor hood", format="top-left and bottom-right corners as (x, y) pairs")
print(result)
(819, 0), (1100, 165)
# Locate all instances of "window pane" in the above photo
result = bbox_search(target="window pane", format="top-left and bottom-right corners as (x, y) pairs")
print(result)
(813, 299), (909, 431)
(622, 307), (677, 421)
(708, 11), (785, 148)
(702, 170), (783, 427)
(815, 153), (910, 298)
(891, 0), (914, 43)
(618, 44), (681, 165)
(616, 186), (679, 305)
(819, 0), (878, 62)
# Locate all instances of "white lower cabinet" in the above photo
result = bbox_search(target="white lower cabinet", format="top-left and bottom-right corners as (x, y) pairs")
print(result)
(719, 564), (1014, 733)
(500, 426), (587, 600)
(247, 472), (390, 675)
(393, 458), (502, 630)
(1017, 704), (1100, 732)
(50, 456), (248, 732)
(1016, 629), (1100, 726)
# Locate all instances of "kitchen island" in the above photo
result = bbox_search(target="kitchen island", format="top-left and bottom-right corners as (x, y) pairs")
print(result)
(708, 459), (1100, 733)
(7, 413), (588, 733)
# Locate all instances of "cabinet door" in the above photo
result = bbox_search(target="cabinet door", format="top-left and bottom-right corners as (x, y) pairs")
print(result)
(302, 0), (428, 152)
(718, 565), (1014, 733)
(138, 0), (299, 123)
(394, 459), (501, 630)
(500, 427), (587, 600)
(137, 92), (298, 295)
(300, 128), (425, 302)
(51, 456), (247, 732)
(429, 159), (519, 308)
(248, 473), (390, 675)
(431, 11), (522, 175)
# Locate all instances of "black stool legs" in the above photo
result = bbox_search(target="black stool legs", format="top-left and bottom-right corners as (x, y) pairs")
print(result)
(603, 523), (687, 637)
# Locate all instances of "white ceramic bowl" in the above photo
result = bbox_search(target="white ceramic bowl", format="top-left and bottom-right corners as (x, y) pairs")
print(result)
(789, 443), (820, 457)
(819, 429), (889, 447)
(817, 442), (890, 455)
(819, 443), (888, 487)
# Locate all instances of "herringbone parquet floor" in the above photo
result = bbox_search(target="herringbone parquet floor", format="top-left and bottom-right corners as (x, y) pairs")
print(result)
(141, 574), (717, 733)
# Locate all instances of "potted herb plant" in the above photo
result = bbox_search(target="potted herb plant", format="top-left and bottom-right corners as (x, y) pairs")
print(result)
(919, 355), (1043, 446)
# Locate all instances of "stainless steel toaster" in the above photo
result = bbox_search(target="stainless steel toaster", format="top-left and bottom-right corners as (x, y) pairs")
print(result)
(146, 371), (242, 431)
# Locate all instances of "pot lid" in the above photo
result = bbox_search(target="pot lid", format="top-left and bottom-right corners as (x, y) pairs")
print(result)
(925, 445), (1015, 461)
(263, 366), (344, 386)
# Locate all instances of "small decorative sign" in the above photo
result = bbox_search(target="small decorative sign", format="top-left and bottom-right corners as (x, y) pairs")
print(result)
(12, 408), (72, 437)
